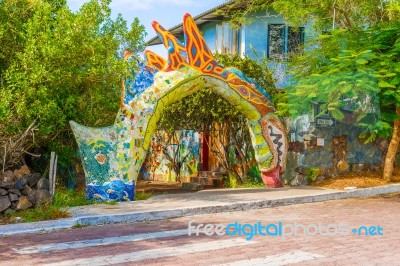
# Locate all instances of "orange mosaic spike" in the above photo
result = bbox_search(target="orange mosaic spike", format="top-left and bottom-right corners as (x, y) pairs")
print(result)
(147, 13), (275, 116)
(144, 50), (167, 71)
(151, 21), (188, 71)
(182, 13), (216, 70)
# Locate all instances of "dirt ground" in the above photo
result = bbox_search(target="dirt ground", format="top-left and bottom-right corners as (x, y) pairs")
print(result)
(314, 168), (400, 190)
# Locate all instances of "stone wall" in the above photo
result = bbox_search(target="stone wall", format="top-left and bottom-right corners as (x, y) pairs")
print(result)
(0, 165), (51, 214)
(282, 114), (385, 185)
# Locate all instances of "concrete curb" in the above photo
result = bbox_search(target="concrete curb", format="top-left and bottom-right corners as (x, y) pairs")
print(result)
(0, 217), (79, 236)
(1, 184), (399, 236)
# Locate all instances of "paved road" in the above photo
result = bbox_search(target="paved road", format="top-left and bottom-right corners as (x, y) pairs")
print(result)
(1, 195), (399, 266)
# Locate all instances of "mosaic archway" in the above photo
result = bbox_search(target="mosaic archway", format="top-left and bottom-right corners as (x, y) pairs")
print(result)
(70, 14), (288, 201)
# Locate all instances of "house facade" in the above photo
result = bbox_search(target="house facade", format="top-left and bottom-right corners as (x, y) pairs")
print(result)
(147, 5), (306, 87)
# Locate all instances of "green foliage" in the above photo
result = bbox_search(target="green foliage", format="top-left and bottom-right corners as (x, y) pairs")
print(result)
(158, 53), (279, 133)
(222, 0), (400, 31)
(306, 167), (320, 183)
(227, 173), (238, 188)
(288, 23), (400, 142)
(214, 53), (276, 97)
(158, 87), (240, 133)
(248, 164), (262, 183)
(224, 176), (265, 188)
(135, 191), (156, 200)
(53, 187), (117, 207)
(223, 0), (400, 178)
(236, 181), (266, 188)
(52, 187), (89, 207)
(0, 0), (146, 172)
(3, 204), (70, 223)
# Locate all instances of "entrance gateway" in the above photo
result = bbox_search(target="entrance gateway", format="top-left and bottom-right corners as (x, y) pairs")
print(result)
(70, 14), (288, 201)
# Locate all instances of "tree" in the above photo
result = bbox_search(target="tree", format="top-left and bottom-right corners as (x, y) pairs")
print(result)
(221, 0), (396, 31)
(0, 0), (146, 173)
(157, 53), (277, 183)
(223, 0), (400, 180)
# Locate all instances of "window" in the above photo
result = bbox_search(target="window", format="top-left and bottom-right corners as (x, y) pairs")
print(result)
(268, 24), (285, 60)
(288, 27), (305, 54)
(216, 23), (240, 55)
(268, 24), (304, 60)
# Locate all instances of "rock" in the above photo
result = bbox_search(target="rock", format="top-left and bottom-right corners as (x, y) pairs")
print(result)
(7, 188), (21, 196)
(0, 195), (11, 212)
(13, 217), (23, 223)
(35, 189), (51, 206)
(37, 178), (50, 190)
(14, 165), (30, 179)
(0, 181), (15, 189)
(27, 190), (36, 205)
(21, 186), (33, 196)
(3, 170), (15, 182)
(26, 173), (42, 188)
(16, 196), (32, 210)
(8, 193), (19, 202)
(0, 188), (7, 196)
(10, 202), (18, 209)
(15, 177), (27, 190)
(290, 173), (308, 186)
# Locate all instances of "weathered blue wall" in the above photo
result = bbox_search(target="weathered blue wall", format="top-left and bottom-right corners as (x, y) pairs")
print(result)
(244, 9), (285, 59)
(196, 9), (309, 88)
(200, 21), (218, 52)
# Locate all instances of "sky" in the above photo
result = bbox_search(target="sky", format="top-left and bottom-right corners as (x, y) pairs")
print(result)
(67, 0), (227, 57)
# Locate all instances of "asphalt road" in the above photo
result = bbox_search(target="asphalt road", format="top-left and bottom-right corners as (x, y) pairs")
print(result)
(1, 195), (399, 266)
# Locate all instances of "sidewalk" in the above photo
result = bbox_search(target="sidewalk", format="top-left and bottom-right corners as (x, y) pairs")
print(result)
(1, 184), (400, 236)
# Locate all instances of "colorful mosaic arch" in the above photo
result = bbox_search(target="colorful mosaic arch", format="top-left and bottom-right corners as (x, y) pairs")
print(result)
(70, 14), (288, 201)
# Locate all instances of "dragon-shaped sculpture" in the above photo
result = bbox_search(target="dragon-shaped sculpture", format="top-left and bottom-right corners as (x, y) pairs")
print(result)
(70, 14), (288, 201)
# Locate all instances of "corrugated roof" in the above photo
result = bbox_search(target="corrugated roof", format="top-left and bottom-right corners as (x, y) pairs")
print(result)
(146, 0), (236, 46)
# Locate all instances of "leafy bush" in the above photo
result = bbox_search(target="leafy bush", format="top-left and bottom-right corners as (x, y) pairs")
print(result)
(0, 0), (146, 174)
(306, 168), (320, 183)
